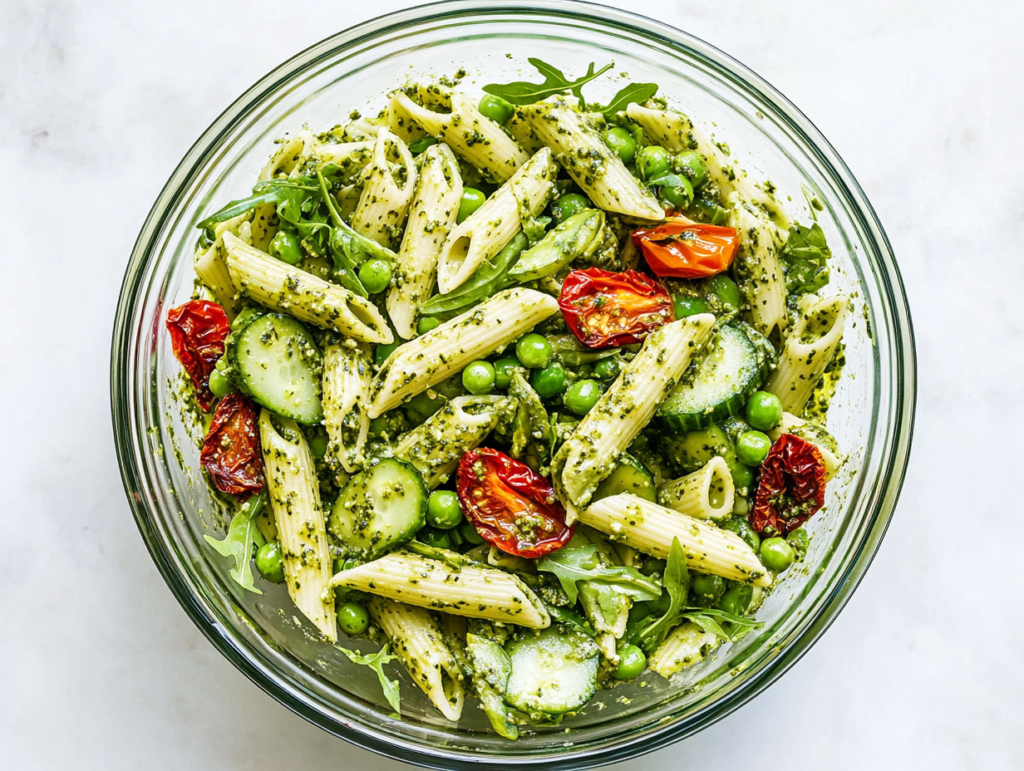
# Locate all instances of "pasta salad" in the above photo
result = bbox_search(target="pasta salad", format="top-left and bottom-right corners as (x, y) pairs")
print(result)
(166, 59), (849, 737)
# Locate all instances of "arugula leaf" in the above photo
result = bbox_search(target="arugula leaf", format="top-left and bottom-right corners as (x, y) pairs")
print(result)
(338, 645), (402, 715)
(547, 606), (595, 636)
(536, 545), (662, 605)
(482, 58), (614, 106)
(419, 232), (528, 318)
(681, 608), (763, 642)
(196, 178), (316, 232)
(779, 222), (831, 295)
(635, 537), (690, 652)
(600, 82), (658, 117)
(204, 492), (267, 595)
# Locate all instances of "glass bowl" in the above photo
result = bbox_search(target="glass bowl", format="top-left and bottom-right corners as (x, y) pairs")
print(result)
(110, 1), (916, 767)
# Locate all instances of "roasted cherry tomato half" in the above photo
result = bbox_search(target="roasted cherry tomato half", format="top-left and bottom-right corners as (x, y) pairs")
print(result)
(558, 268), (675, 349)
(166, 299), (231, 410)
(632, 220), (739, 279)
(750, 434), (826, 537)
(200, 393), (266, 498)
(456, 448), (573, 558)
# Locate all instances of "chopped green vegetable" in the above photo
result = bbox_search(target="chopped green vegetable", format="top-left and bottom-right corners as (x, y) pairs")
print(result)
(482, 58), (614, 107)
(599, 82), (659, 118)
(779, 222), (832, 295)
(536, 544), (662, 605)
(337, 645), (402, 714)
(204, 492), (268, 595)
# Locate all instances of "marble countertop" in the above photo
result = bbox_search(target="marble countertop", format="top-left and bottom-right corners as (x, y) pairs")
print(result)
(2, 0), (1020, 768)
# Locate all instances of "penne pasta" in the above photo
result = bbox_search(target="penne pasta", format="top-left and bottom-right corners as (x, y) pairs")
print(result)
(648, 621), (720, 679)
(657, 457), (735, 521)
(350, 129), (418, 249)
(322, 341), (372, 477)
(729, 194), (788, 341)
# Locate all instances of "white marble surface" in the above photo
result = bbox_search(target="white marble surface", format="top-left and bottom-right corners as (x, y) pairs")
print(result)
(1, 0), (1020, 768)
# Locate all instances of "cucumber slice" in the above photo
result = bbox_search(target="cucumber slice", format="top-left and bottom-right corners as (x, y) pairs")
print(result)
(504, 627), (600, 716)
(593, 453), (656, 502)
(658, 324), (770, 433)
(228, 313), (324, 424)
(329, 459), (427, 557)
(666, 424), (738, 475)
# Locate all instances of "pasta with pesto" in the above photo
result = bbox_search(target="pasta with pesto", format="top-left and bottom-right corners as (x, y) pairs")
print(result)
(171, 57), (857, 736)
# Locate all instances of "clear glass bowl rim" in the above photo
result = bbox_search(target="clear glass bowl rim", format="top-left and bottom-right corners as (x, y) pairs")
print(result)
(110, 1), (916, 768)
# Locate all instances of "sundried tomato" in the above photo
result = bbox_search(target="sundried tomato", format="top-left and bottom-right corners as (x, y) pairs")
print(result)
(166, 299), (230, 411)
(456, 448), (573, 558)
(200, 394), (265, 498)
(558, 268), (675, 349)
(632, 220), (739, 279)
(750, 434), (826, 536)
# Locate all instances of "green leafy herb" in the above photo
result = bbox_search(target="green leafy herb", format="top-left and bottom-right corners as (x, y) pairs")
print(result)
(196, 178), (318, 232)
(508, 372), (553, 464)
(681, 608), (763, 643)
(419, 232), (528, 318)
(482, 58), (614, 107)
(779, 222), (831, 295)
(338, 644), (402, 715)
(536, 544), (662, 605)
(600, 82), (658, 117)
(204, 492), (267, 595)
(547, 605), (595, 636)
(634, 537), (689, 652)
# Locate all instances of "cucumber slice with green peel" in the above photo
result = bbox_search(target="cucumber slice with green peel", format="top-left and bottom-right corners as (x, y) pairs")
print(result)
(666, 424), (738, 475)
(593, 453), (656, 502)
(329, 459), (427, 558)
(504, 627), (600, 716)
(228, 313), (324, 424)
(658, 324), (771, 433)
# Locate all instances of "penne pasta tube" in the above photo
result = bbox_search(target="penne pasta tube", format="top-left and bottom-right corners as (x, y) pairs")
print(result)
(393, 90), (529, 183)
(657, 457), (735, 521)
(369, 597), (465, 721)
(768, 412), (844, 480)
(729, 194), (788, 341)
(222, 232), (393, 344)
(435, 148), (557, 293)
(322, 341), (372, 477)
(387, 143), (463, 339)
(766, 294), (849, 414)
(326, 551), (551, 629)
(648, 621), (720, 679)
(259, 409), (337, 640)
(552, 315), (716, 518)
(368, 287), (559, 418)
(515, 99), (664, 221)
(350, 129), (418, 248)
(392, 395), (507, 488)
(578, 493), (771, 587)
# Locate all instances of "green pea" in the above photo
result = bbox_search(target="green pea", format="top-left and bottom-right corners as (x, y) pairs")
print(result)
(515, 333), (552, 369)
(736, 430), (772, 466)
(531, 362), (567, 399)
(416, 316), (441, 336)
(478, 94), (515, 124)
(672, 296), (708, 319)
(721, 517), (760, 552)
(550, 193), (590, 223)
(268, 229), (303, 265)
(255, 541), (285, 583)
(458, 188), (487, 223)
(760, 537), (796, 572)
(691, 573), (726, 603)
(636, 145), (671, 181)
(639, 557), (667, 577)
(787, 527), (810, 556)
(675, 149), (708, 188)
(613, 644), (647, 680)
(660, 176), (694, 210)
(459, 520), (486, 545)
(375, 340), (401, 367)
(746, 391), (783, 431)
(408, 136), (437, 155)
(427, 490), (463, 529)
(419, 527), (453, 550)
(712, 274), (742, 310)
(564, 379), (602, 416)
(358, 258), (392, 294)
(493, 357), (524, 389)
(333, 556), (359, 574)
(593, 356), (622, 381)
(308, 431), (328, 459)
(208, 368), (234, 398)
(718, 583), (753, 616)
(462, 360), (496, 395)
(603, 127), (637, 164)
(690, 197), (731, 226)
(337, 601), (370, 635)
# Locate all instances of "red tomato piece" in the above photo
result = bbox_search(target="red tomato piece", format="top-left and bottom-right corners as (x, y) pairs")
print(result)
(456, 448), (574, 558)
(632, 221), (739, 279)
(750, 434), (826, 537)
(558, 268), (675, 349)
(166, 299), (230, 411)
(200, 393), (265, 498)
